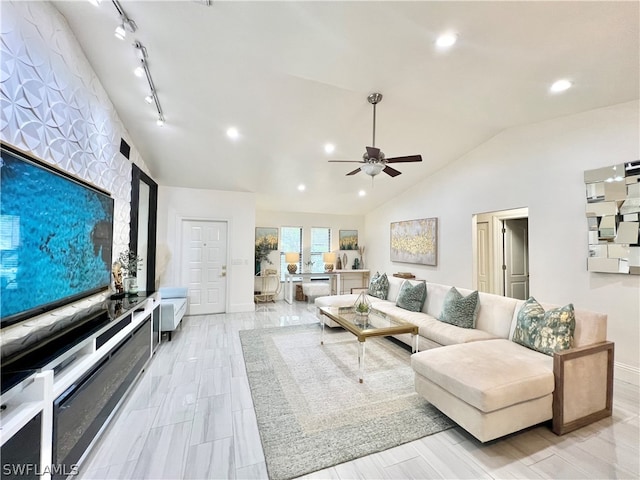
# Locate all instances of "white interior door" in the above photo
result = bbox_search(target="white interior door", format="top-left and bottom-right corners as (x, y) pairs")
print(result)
(476, 221), (490, 293)
(181, 220), (227, 315)
(503, 218), (529, 300)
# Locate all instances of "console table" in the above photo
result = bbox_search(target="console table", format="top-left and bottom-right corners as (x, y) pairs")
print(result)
(0, 292), (160, 480)
(284, 270), (369, 304)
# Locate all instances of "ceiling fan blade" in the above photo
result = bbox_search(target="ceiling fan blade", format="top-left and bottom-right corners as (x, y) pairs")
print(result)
(328, 160), (365, 163)
(383, 166), (402, 177)
(346, 168), (361, 176)
(366, 146), (380, 159)
(386, 154), (422, 163)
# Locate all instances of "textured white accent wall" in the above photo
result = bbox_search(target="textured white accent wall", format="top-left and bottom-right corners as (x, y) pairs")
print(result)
(0, 1), (150, 256)
(364, 101), (640, 384)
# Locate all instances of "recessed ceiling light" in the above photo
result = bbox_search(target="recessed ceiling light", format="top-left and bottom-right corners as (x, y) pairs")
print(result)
(324, 143), (335, 154)
(298, 184), (306, 191)
(358, 190), (366, 197)
(436, 32), (458, 49)
(226, 127), (239, 139)
(134, 66), (144, 77)
(550, 79), (573, 93)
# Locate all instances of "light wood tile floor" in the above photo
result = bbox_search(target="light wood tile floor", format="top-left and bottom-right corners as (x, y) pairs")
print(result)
(78, 301), (640, 479)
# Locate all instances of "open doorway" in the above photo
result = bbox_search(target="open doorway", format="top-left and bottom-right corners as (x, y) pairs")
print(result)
(472, 207), (529, 300)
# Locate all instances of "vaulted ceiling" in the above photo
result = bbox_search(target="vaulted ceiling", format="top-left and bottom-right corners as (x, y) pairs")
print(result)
(53, 1), (639, 215)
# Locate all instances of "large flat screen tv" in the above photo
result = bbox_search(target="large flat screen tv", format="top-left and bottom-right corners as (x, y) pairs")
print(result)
(1, 144), (114, 328)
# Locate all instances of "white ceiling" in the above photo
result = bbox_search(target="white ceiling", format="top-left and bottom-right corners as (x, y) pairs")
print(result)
(53, 1), (639, 215)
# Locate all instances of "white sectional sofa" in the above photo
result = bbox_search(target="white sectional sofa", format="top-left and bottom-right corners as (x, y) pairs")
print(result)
(314, 275), (614, 442)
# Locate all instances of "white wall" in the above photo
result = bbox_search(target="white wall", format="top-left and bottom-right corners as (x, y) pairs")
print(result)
(365, 101), (640, 384)
(256, 210), (366, 270)
(158, 186), (256, 313)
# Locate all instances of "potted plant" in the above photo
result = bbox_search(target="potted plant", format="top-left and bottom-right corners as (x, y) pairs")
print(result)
(118, 249), (143, 295)
(353, 291), (371, 316)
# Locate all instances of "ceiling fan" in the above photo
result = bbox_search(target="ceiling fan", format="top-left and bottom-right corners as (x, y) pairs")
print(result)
(329, 93), (422, 178)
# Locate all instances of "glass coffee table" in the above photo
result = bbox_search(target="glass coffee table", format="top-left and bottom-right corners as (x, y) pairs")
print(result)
(318, 306), (419, 383)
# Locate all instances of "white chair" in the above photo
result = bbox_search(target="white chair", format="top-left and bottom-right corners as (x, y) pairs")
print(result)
(254, 269), (281, 303)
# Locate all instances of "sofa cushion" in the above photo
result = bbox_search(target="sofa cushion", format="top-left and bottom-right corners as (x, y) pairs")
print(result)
(513, 297), (576, 356)
(438, 287), (479, 329)
(368, 272), (389, 300)
(411, 339), (554, 413)
(370, 303), (498, 346)
(396, 281), (427, 312)
(386, 276), (406, 303)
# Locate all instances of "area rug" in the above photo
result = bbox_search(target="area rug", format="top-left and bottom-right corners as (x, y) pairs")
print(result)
(239, 323), (453, 480)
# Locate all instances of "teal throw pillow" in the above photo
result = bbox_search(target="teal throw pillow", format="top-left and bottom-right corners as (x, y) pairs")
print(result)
(513, 297), (575, 356)
(368, 272), (389, 300)
(438, 287), (479, 329)
(396, 281), (427, 312)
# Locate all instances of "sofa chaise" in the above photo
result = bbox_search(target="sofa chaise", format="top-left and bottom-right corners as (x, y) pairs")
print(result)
(314, 275), (613, 442)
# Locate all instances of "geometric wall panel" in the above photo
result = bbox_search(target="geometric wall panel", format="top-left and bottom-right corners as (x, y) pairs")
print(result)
(0, 1), (151, 261)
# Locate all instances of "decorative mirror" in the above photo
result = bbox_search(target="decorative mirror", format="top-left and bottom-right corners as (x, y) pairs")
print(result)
(130, 163), (158, 292)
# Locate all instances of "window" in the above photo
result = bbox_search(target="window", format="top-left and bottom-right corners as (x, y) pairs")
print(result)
(280, 226), (302, 281)
(310, 227), (331, 273)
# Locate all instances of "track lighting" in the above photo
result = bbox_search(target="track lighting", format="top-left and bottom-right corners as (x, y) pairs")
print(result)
(110, 2), (164, 126)
(114, 23), (126, 40)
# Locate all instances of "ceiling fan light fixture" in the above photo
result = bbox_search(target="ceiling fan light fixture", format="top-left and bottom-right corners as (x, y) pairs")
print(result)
(324, 143), (335, 154)
(361, 163), (384, 177)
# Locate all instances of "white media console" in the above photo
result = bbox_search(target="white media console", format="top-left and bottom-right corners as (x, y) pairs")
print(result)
(0, 292), (161, 480)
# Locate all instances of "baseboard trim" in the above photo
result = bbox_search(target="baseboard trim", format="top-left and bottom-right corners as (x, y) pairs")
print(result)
(615, 362), (640, 386)
(228, 303), (257, 313)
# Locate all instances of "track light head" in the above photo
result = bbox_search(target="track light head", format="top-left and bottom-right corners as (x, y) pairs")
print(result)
(144, 94), (154, 104)
(156, 116), (165, 127)
(114, 23), (126, 40)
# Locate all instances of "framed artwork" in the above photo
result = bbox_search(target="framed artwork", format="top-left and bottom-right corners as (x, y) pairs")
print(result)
(339, 230), (358, 250)
(390, 218), (438, 266)
(255, 227), (278, 250)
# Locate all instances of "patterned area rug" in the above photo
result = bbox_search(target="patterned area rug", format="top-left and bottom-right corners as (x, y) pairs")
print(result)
(239, 323), (453, 480)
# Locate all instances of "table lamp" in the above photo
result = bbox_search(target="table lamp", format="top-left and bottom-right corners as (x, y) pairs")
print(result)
(285, 252), (300, 274)
(323, 252), (336, 272)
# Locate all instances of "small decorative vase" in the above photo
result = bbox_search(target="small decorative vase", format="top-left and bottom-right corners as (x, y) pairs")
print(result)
(125, 277), (139, 295)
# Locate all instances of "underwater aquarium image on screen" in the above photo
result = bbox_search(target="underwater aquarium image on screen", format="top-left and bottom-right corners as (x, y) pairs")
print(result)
(0, 145), (114, 327)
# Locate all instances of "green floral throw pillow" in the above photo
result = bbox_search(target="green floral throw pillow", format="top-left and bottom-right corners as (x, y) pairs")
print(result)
(438, 287), (479, 329)
(368, 272), (389, 300)
(396, 281), (427, 312)
(513, 297), (576, 356)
